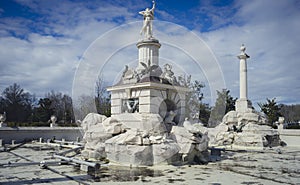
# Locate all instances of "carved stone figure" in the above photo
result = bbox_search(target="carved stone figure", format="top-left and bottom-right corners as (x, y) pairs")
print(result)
(123, 66), (132, 80)
(178, 74), (191, 87)
(163, 110), (177, 132)
(123, 99), (139, 113)
(49, 115), (57, 127)
(161, 63), (177, 84)
(140, 60), (159, 76)
(164, 110), (177, 124)
(122, 65), (129, 77)
(139, 0), (155, 39)
(0, 112), (7, 127)
(121, 65), (138, 83)
(0, 112), (6, 124)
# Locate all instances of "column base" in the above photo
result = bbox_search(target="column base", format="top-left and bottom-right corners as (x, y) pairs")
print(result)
(235, 99), (252, 113)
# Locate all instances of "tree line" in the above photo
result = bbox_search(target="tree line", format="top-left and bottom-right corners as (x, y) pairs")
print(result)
(186, 81), (299, 128)
(0, 82), (298, 127)
(0, 83), (75, 126)
(0, 81), (111, 127)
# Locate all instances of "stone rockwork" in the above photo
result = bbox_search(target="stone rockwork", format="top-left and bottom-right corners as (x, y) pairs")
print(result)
(211, 109), (283, 149)
(171, 125), (209, 164)
(81, 113), (209, 166)
(81, 113), (123, 159)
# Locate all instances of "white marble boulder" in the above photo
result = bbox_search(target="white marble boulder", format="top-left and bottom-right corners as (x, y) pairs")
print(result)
(105, 130), (180, 166)
(222, 110), (267, 129)
(81, 113), (123, 159)
(170, 119), (209, 164)
(104, 114), (180, 166)
(212, 109), (282, 149)
(81, 113), (209, 165)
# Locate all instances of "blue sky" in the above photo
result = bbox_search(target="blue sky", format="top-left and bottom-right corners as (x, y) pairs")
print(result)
(0, 0), (300, 108)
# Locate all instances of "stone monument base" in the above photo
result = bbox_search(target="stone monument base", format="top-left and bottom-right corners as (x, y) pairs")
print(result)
(210, 109), (283, 149)
(80, 113), (209, 166)
(235, 98), (252, 113)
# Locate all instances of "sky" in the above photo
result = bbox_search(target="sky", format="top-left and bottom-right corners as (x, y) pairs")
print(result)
(0, 0), (300, 108)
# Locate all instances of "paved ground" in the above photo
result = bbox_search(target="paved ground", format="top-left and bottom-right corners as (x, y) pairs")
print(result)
(0, 142), (299, 185)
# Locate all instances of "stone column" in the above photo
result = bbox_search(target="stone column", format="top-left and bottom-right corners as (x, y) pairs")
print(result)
(235, 45), (252, 112)
(238, 45), (249, 100)
(136, 38), (161, 72)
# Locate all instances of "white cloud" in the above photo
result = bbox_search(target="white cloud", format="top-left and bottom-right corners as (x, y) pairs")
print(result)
(0, 0), (135, 96)
(0, 0), (299, 109)
(201, 0), (300, 106)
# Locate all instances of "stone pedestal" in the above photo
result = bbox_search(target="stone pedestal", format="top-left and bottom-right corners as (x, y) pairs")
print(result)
(107, 82), (189, 124)
(136, 38), (161, 72)
(235, 98), (252, 113)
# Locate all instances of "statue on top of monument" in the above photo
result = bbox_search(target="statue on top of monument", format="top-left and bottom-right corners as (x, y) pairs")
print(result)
(139, 0), (155, 39)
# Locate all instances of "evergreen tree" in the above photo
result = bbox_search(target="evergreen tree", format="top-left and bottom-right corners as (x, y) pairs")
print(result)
(258, 98), (282, 125)
(36, 98), (54, 122)
(199, 103), (211, 126)
(1, 83), (34, 122)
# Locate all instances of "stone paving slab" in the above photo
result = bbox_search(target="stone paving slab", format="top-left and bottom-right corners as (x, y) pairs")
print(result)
(0, 143), (299, 185)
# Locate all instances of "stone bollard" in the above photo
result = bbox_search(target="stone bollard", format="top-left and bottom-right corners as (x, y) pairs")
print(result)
(39, 138), (43, 143)
(62, 138), (65, 145)
(12, 140), (16, 146)
(0, 139), (3, 147)
(76, 137), (80, 142)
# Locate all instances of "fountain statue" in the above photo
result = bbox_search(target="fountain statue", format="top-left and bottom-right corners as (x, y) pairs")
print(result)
(80, 2), (209, 166)
(139, 0), (155, 39)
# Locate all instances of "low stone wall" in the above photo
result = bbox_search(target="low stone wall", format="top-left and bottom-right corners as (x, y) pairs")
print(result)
(278, 129), (300, 147)
(0, 127), (83, 144)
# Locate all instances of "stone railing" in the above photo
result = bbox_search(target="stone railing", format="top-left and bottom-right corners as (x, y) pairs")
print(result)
(278, 129), (300, 147)
(0, 127), (83, 144)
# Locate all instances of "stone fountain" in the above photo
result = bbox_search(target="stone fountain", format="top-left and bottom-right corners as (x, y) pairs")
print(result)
(81, 1), (209, 166)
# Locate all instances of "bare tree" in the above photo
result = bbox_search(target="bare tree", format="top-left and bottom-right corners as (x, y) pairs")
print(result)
(95, 75), (111, 117)
(73, 94), (97, 121)
(44, 91), (74, 124)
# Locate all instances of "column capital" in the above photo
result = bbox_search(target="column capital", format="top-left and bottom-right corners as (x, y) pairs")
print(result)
(237, 54), (250, 60)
